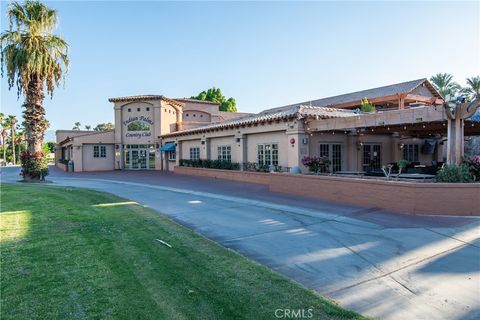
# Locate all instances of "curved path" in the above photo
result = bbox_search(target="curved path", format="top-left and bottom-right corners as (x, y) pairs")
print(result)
(2, 166), (479, 320)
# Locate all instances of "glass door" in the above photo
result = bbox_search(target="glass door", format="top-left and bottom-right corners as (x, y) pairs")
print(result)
(131, 150), (139, 169)
(363, 144), (382, 170)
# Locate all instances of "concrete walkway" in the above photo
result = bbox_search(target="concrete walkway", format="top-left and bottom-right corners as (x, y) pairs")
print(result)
(2, 166), (479, 320)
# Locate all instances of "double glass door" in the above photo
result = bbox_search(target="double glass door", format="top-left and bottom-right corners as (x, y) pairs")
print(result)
(124, 145), (155, 169)
(362, 144), (382, 170)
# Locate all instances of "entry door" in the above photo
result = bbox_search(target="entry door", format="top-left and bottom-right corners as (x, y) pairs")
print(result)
(363, 144), (382, 170)
(131, 150), (140, 169)
(138, 150), (147, 169)
(319, 143), (343, 173)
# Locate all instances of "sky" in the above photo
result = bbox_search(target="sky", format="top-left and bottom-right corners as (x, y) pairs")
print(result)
(1, 0), (479, 133)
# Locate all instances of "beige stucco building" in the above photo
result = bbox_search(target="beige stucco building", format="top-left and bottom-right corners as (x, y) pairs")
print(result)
(56, 78), (480, 174)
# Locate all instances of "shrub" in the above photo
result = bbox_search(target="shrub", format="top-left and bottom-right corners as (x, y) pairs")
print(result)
(20, 151), (49, 180)
(360, 97), (376, 113)
(436, 164), (474, 183)
(463, 155), (480, 181)
(179, 159), (240, 171)
(302, 156), (330, 174)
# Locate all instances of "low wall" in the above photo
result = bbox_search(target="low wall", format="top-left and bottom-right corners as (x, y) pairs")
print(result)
(174, 166), (271, 185)
(269, 174), (480, 216)
(175, 166), (480, 216)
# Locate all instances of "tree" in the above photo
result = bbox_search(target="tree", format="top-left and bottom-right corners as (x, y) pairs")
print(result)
(0, 112), (4, 164)
(6, 115), (17, 165)
(1, 1), (69, 179)
(430, 73), (461, 99)
(72, 122), (81, 130)
(461, 76), (480, 101)
(191, 87), (238, 112)
(85, 125), (91, 130)
(93, 122), (114, 131)
(15, 126), (25, 164)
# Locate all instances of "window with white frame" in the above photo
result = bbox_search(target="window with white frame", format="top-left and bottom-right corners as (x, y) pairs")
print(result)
(93, 145), (106, 158)
(257, 143), (279, 166)
(403, 144), (419, 162)
(168, 151), (176, 161)
(217, 145), (231, 161)
(190, 147), (200, 160)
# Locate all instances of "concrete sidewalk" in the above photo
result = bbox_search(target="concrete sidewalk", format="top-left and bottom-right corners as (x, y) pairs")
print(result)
(2, 166), (479, 319)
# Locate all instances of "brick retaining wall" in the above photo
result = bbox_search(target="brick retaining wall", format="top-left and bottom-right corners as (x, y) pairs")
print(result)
(174, 166), (480, 216)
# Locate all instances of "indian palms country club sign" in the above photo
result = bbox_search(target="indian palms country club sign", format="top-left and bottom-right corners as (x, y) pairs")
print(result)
(123, 116), (154, 138)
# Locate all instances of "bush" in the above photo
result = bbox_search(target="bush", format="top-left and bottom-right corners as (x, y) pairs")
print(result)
(435, 164), (474, 183)
(463, 155), (480, 181)
(20, 151), (49, 180)
(302, 156), (330, 174)
(179, 159), (240, 171)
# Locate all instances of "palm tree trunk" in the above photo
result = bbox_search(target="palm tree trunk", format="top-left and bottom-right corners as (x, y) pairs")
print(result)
(11, 127), (15, 165)
(24, 74), (46, 154)
(2, 133), (6, 165)
(17, 139), (21, 164)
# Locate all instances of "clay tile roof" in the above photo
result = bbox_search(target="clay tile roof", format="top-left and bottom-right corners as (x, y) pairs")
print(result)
(173, 98), (220, 105)
(108, 95), (183, 107)
(162, 105), (357, 138)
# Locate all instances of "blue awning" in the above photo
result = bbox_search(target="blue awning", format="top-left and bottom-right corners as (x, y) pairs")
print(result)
(160, 143), (176, 152)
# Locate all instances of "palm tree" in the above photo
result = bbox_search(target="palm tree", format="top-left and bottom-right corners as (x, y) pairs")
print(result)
(430, 73), (461, 99)
(462, 76), (480, 100)
(1, 129), (7, 165)
(15, 123), (25, 164)
(1, 1), (68, 178)
(0, 112), (4, 165)
(85, 125), (91, 130)
(7, 115), (17, 165)
(73, 122), (81, 130)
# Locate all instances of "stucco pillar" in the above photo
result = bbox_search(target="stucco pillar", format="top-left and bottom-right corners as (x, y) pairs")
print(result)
(176, 141), (182, 167)
(391, 133), (401, 163)
(346, 132), (358, 171)
(114, 104), (123, 169)
(205, 138), (211, 160)
(286, 120), (307, 172)
(233, 133), (246, 167)
(200, 137), (207, 159)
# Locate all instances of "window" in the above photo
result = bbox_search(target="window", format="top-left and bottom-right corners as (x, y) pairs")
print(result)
(168, 151), (176, 161)
(217, 145), (231, 161)
(190, 147), (200, 160)
(128, 108), (131, 112)
(318, 143), (343, 173)
(93, 145), (106, 158)
(146, 107), (150, 111)
(137, 108), (141, 112)
(257, 143), (279, 166)
(403, 144), (419, 162)
(185, 113), (189, 117)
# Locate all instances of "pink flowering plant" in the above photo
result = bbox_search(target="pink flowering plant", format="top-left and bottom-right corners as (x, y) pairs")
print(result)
(302, 156), (331, 174)
(463, 155), (480, 181)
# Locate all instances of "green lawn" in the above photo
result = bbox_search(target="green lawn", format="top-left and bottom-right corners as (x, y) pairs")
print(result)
(0, 184), (365, 320)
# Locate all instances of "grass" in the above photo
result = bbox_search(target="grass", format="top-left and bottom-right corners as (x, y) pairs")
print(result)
(0, 184), (365, 320)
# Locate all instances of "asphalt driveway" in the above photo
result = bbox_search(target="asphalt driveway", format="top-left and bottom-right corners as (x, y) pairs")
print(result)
(2, 166), (479, 319)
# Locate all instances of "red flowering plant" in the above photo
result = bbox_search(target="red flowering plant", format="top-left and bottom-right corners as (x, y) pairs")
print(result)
(463, 155), (480, 182)
(20, 151), (49, 180)
(302, 156), (331, 174)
